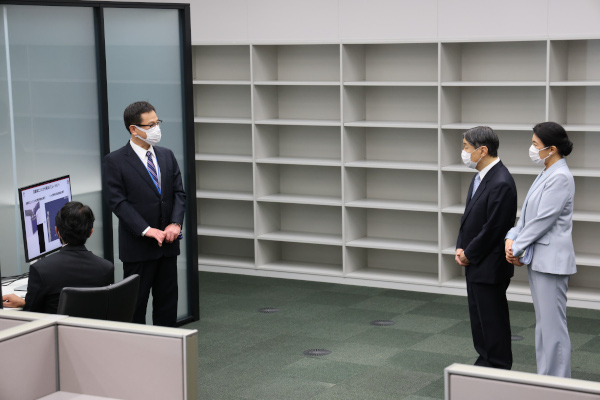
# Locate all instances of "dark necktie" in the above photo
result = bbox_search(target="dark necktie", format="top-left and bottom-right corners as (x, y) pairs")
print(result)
(146, 151), (160, 194)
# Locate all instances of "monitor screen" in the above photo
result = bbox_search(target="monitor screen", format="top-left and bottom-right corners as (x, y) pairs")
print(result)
(18, 176), (72, 263)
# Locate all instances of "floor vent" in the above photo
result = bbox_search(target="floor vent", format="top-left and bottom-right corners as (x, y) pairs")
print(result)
(258, 307), (280, 313)
(370, 320), (396, 326)
(303, 349), (332, 357)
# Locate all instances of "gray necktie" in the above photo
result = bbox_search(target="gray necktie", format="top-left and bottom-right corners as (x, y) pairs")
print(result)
(471, 174), (481, 199)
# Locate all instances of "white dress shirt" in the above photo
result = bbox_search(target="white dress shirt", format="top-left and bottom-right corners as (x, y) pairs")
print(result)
(478, 157), (501, 181)
(129, 140), (161, 236)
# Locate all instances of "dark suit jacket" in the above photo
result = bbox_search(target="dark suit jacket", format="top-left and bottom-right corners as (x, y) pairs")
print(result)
(102, 142), (186, 263)
(457, 161), (517, 284)
(24, 244), (114, 314)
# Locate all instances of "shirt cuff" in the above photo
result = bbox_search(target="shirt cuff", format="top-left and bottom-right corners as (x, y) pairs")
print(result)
(142, 226), (151, 236)
(505, 230), (518, 241)
(512, 243), (524, 257)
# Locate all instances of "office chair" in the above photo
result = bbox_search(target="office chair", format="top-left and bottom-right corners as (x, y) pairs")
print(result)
(57, 274), (140, 323)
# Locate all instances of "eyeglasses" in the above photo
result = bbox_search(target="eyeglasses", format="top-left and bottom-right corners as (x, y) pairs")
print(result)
(137, 120), (162, 129)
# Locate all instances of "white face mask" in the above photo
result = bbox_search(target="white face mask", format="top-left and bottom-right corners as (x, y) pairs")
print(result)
(461, 147), (482, 169)
(135, 124), (162, 146)
(529, 145), (551, 165)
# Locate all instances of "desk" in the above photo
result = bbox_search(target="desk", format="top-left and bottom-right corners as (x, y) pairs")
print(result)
(2, 278), (28, 310)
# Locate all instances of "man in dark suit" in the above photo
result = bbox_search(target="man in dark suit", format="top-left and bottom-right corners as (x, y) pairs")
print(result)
(455, 126), (517, 370)
(2, 202), (114, 313)
(102, 101), (186, 327)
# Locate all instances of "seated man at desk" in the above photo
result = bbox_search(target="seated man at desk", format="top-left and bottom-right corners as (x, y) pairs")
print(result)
(2, 201), (114, 313)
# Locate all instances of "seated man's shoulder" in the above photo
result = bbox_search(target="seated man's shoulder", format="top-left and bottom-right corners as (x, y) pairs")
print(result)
(84, 251), (114, 269)
(30, 249), (61, 269)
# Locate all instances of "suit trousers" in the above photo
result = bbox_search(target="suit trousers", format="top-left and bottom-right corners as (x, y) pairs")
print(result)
(466, 279), (512, 370)
(124, 256), (178, 327)
(528, 267), (571, 377)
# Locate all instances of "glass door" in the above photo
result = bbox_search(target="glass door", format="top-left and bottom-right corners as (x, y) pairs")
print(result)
(0, 4), (102, 275)
(103, 7), (194, 324)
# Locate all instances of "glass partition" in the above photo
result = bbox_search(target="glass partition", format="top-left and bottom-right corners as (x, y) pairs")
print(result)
(103, 7), (190, 322)
(0, 2), (196, 325)
(0, 5), (102, 276)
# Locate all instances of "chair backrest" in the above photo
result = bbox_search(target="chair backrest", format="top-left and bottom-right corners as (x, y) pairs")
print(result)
(57, 286), (109, 320)
(57, 274), (140, 323)
(107, 274), (140, 323)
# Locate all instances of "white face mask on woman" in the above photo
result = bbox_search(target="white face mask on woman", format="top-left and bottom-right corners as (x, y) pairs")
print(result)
(135, 124), (162, 146)
(461, 147), (482, 169)
(528, 145), (551, 165)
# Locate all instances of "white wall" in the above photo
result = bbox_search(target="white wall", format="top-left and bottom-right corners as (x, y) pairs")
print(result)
(184, 0), (600, 43)
(101, 0), (600, 43)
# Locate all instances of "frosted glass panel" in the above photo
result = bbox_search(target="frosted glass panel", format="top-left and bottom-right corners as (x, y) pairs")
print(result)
(104, 8), (189, 322)
(0, 5), (101, 276)
(0, 7), (17, 277)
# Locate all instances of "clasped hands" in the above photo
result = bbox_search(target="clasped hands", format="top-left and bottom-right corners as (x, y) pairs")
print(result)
(145, 223), (181, 247)
(456, 241), (524, 267)
(455, 249), (469, 266)
(504, 239), (524, 266)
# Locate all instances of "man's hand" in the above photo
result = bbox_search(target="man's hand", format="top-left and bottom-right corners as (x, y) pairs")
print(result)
(458, 251), (470, 266)
(455, 248), (462, 265)
(2, 294), (25, 308)
(145, 227), (166, 247)
(455, 248), (469, 266)
(164, 223), (181, 244)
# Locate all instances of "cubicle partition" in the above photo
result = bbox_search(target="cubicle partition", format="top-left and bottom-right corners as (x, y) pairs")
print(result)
(445, 364), (600, 400)
(0, 310), (198, 400)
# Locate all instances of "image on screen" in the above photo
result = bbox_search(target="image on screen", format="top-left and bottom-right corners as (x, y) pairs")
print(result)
(18, 176), (72, 263)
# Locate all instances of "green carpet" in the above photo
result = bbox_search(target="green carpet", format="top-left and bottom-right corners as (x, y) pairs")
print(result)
(182, 272), (600, 399)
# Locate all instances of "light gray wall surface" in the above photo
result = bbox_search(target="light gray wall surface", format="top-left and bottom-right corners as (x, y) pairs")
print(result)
(120, 0), (600, 43)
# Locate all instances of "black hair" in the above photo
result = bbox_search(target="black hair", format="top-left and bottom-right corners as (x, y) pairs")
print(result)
(533, 122), (573, 157)
(463, 126), (499, 157)
(55, 201), (95, 245)
(123, 101), (156, 133)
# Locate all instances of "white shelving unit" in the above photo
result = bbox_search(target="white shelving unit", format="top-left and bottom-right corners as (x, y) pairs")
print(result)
(193, 39), (600, 309)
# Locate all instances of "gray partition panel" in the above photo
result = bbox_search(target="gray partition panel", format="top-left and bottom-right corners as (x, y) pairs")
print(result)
(0, 317), (27, 330)
(450, 375), (600, 400)
(58, 325), (185, 400)
(0, 326), (57, 400)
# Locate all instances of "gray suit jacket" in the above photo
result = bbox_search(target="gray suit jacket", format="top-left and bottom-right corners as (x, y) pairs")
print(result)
(506, 158), (576, 275)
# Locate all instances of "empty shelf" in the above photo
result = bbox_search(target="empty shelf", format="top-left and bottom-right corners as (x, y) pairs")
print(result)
(195, 153), (252, 163)
(197, 225), (254, 239)
(346, 237), (438, 253)
(196, 189), (253, 201)
(346, 199), (438, 212)
(258, 193), (342, 206)
(258, 231), (342, 246)
(198, 254), (255, 269)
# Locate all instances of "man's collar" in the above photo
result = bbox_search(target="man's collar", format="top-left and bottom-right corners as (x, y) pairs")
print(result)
(129, 140), (155, 160)
(478, 157), (500, 180)
(60, 244), (88, 251)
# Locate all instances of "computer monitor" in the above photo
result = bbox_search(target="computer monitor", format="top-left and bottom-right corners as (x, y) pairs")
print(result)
(18, 176), (72, 263)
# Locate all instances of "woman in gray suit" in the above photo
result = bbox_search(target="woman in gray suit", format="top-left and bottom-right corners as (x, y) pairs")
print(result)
(505, 121), (575, 378)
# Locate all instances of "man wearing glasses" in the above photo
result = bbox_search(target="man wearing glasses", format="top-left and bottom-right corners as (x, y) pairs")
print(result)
(102, 101), (186, 327)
